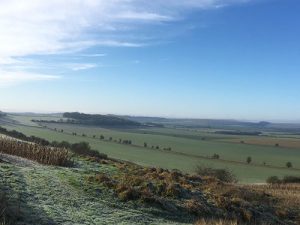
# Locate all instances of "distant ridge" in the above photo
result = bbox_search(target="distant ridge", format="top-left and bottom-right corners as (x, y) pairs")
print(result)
(63, 112), (140, 127)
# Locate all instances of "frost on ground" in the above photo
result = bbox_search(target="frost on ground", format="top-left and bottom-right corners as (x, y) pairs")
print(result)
(0, 157), (187, 225)
(0, 153), (38, 167)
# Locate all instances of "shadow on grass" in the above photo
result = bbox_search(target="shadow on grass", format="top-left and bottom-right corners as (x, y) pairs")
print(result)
(0, 164), (57, 225)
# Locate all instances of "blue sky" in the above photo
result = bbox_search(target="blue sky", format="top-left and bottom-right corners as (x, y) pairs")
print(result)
(0, 0), (300, 121)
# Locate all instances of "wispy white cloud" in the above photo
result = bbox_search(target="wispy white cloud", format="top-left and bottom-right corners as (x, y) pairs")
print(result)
(0, 0), (250, 60)
(0, 0), (250, 84)
(79, 53), (107, 57)
(67, 63), (98, 71)
(0, 70), (60, 86)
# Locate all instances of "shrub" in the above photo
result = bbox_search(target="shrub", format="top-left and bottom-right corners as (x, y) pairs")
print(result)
(52, 141), (71, 149)
(286, 162), (292, 168)
(212, 153), (220, 159)
(246, 156), (252, 164)
(266, 176), (281, 184)
(70, 142), (108, 159)
(266, 176), (300, 184)
(282, 176), (300, 184)
(195, 166), (237, 183)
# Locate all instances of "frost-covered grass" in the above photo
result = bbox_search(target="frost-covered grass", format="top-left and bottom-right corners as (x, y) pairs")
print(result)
(0, 158), (189, 225)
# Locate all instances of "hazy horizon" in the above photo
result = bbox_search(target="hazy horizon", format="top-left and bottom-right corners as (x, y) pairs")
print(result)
(3, 109), (300, 124)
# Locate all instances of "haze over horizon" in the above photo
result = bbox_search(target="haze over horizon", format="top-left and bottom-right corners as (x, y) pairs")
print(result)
(1, 0), (300, 121)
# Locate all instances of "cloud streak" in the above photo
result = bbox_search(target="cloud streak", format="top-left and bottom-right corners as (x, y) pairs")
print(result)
(0, 0), (250, 84)
(0, 70), (60, 86)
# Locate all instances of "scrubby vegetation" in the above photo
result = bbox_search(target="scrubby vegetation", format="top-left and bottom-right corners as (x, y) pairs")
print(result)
(267, 176), (300, 184)
(88, 162), (300, 224)
(0, 138), (71, 166)
(246, 183), (300, 224)
(87, 161), (298, 224)
(0, 126), (108, 164)
(195, 166), (237, 183)
(0, 126), (50, 146)
(69, 142), (108, 160)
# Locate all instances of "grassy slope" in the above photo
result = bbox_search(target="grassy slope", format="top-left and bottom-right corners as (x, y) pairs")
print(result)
(0, 159), (187, 225)
(2, 115), (300, 183)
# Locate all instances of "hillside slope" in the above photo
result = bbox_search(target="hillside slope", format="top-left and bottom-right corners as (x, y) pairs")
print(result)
(0, 156), (187, 225)
(1, 153), (299, 225)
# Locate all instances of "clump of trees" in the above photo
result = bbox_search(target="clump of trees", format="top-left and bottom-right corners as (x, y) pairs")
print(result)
(63, 112), (141, 127)
(122, 140), (132, 145)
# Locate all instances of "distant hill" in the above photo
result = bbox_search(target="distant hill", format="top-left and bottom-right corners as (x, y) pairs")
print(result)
(121, 116), (270, 129)
(0, 111), (6, 117)
(120, 116), (300, 132)
(63, 112), (141, 127)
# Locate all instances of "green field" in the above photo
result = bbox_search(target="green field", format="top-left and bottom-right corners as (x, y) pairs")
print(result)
(2, 114), (300, 183)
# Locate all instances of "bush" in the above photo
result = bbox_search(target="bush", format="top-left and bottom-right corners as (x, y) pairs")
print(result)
(246, 156), (252, 164)
(195, 166), (237, 183)
(212, 153), (220, 159)
(70, 142), (108, 159)
(266, 176), (300, 184)
(266, 176), (281, 184)
(286, 162), (292, 168)
(282, 176), (300, 184)
(52, 141), (71, 149)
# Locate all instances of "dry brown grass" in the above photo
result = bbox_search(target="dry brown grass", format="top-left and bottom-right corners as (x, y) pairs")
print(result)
(246, 184), (300, 214)
(88, 161), (300, 224)
(0, 137), (72, 166)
